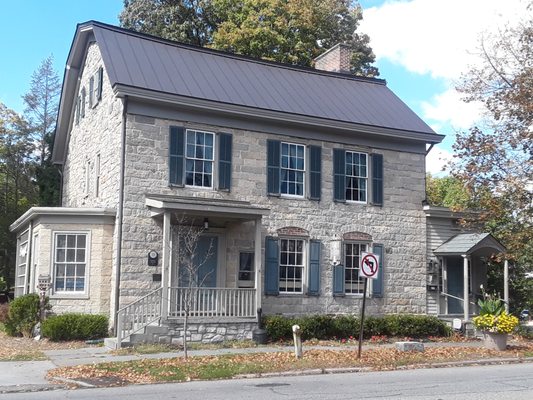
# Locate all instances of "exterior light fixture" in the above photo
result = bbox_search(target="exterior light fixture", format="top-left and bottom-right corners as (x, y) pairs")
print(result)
(204, 218), (209, 230)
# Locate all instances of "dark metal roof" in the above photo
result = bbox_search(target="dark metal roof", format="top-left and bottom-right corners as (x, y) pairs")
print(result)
(434, 233), (506, 255)
(54, 21), (443, 163)
(92, 22), (436, 135)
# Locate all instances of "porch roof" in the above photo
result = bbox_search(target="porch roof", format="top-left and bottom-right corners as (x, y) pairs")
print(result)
(433, 233), (506, 256)
(145, 194), (270, 220)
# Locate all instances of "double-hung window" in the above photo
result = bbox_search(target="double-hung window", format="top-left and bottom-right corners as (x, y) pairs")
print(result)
(345, 151), (367, 202)
(54, 233), (88, 293)
(267, 140), (321, 200)
(334, 149), (383, 205)
(169, 127), (232, 190)
(185, 129), (214, 188)
(344, 242), (367, 295)
(279, 238), (305, 293)
(280, 142), (305, 196)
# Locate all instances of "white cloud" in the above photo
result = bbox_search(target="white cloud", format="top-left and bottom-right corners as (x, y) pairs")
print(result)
(421, 89), (484, 130)
(426, 145), (453, 176)
(360, 0), (530, 130)
(360, 0), (528, 80)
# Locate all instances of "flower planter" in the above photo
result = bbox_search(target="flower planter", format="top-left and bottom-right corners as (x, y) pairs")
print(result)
(483, 332), (508, 351)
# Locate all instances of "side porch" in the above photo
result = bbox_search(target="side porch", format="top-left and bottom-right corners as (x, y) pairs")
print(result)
(427, 233), (509, 324)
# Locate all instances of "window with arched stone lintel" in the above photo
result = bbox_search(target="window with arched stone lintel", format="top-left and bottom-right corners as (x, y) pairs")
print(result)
(342, 231), (372, 242)
(276, 226), (309, 237)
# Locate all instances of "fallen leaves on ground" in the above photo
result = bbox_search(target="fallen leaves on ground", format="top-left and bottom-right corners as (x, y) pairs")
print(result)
(47, 342), (533, 387)
(0, 330), (93, 361)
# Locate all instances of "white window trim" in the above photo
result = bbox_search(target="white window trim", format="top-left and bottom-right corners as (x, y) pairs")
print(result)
(280, 141), (306, 198)
(94, 153), (101, 198)
(50, 231), (91, 299)
(278, 237), (308, 295)
(345, 150), (368, 204)
(184, 128), (215, 189)
(84, 160), (91, 197)
(237, 251), (255, 288)
(343, 241), (369, 296)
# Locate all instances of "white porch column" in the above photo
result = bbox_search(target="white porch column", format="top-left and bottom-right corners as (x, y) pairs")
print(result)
(254, 217), (262, 313)
(463, 255), (470, 321)
(161, 210), (171, 319)
(504, 259), (509, 312)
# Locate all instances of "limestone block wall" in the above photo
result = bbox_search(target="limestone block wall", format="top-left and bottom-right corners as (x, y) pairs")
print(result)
(118, 113), (427, 316)
(162, 320), (256, 344)
(30, 221), (114, 315)
(62, 41), (122, 209)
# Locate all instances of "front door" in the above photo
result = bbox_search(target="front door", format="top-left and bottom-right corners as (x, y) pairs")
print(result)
(196, 236), (218, 287)
(447, 257), (464, 314)
(178, 235), (218, 288)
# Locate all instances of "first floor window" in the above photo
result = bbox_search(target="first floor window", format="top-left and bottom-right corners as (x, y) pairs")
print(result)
(344, 242), (367, 294)
(54, 233), (87, 292)
(238, 252), (254, 287)
(279, 238), (305, 293)
(185, 129), (214, 188)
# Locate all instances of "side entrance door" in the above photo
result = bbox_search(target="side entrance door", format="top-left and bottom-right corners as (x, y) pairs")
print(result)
(447, 257), (464, 314)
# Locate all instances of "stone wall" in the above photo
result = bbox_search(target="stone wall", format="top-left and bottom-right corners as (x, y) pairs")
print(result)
(161, 320), (256, 345)
(62, 41), (122, 209)
(118, 113), (427, 316)
(30, 221), (114, 315)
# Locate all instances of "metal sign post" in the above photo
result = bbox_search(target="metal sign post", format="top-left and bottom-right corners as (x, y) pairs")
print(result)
(357, 252), (380, 359)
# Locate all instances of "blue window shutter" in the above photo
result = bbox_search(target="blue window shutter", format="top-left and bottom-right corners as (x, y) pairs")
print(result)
(307, 240), (321, 295)
(267, 140), (280, 195)
(169, 126), (185, 186)
(372, 244), (384, 298)
(264, 237), (279, 295)
(333, 149), (346, 202)
(218, 132), (232, 191)
(309, 146), (321, 201)
(372, 153), (383, 206)
(333, 263), (345, 296)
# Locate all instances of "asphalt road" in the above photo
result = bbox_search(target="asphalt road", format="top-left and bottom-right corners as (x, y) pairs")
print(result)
(1, 363), (532, 400)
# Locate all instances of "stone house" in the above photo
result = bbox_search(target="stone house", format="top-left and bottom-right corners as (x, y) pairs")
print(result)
(12, 21), (503, 346)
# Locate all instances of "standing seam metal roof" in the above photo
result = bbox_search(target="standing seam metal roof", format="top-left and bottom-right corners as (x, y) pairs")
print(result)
(89, 22), (437, 135)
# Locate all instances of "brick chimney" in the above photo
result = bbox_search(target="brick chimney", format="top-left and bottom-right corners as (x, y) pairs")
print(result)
(314, 43), (352, 74)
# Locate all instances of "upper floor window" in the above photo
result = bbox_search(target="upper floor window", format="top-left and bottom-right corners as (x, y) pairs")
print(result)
(185, 129), (214, 188)
(334, 149), (383, 206)
(267, 140), (321, 200)
(345, 151), (367, 202)
(280, 142), (305, 196)
(54, 233), (88, 293)
(169, 126), (232, 191)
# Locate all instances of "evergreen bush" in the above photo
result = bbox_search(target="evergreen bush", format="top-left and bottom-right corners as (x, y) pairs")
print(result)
(41, 313), (109, 341)
(4, 294), (45, 337)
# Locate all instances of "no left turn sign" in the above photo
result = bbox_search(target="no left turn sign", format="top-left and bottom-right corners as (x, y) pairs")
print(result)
(359, 252), (380, 279)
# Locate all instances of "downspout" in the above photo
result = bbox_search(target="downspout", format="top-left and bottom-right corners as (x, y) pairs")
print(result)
(113, 95), (128, 334)
(423, 143), (435, 204)
(57, 167), (64, 206)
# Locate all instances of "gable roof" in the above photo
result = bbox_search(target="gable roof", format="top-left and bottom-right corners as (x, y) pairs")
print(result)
(54, 21), (443, 163)
(433, 233), (506, 256)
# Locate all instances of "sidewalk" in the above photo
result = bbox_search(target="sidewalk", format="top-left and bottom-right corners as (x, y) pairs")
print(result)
(0, 340), (528, 394)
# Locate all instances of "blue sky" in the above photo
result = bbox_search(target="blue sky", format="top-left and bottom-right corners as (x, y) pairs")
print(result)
(0, 0), (528, 174)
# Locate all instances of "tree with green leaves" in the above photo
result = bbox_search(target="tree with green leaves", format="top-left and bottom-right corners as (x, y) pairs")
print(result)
(120, 0), (378, 76)
(120, 0), (218, 46)
(448, 12), (532, 312)
(0, 103), (38, 290)
(22, 56), (61, 207)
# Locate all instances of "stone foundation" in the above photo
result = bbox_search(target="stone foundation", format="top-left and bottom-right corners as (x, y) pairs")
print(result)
(157, 319), (257, 345)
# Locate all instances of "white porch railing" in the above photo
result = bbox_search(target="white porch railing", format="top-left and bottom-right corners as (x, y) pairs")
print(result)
(116, 287), (162, 346)
(169, 287), (256, 318)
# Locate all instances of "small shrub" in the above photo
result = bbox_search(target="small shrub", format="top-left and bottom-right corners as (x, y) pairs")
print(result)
(263, 313), (451, 341)
(0, 303), (9, 323)
(41, 314), (109, 341)
(4, 294), (45, 337)
(263, 315), (294, 342)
